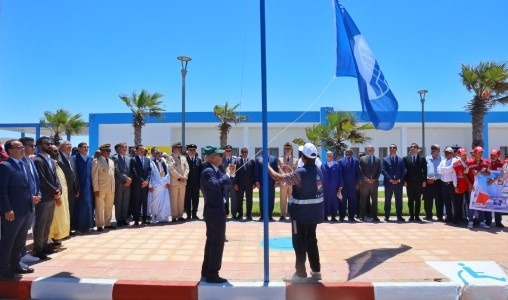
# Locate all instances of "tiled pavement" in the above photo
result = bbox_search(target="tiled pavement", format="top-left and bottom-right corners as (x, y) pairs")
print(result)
(25, 215), (508, 283)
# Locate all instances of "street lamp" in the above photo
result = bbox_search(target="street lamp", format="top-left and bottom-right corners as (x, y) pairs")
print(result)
(418, 89), (428, 156)
(177, 56), (192, 151)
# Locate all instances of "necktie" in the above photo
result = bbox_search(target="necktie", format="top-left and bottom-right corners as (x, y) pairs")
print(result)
(120, 155), (125, 168)
(105, 157), (109, 165)
(369, 156), (373, 166)
(19, 162), (28, 183)
(391, 156), (395, 165)
(413, 156), (416, 164)
(286, 156), (290, 163)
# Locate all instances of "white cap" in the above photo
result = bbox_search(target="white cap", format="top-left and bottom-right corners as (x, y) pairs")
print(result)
(302, 143), (318, 159)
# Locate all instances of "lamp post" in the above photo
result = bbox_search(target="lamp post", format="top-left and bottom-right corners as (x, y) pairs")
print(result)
(418, 90), (428, 156)
(177, 56), (192, 151)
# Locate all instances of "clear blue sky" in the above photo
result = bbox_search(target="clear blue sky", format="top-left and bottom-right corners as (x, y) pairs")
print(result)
(1, 0), (507, 140)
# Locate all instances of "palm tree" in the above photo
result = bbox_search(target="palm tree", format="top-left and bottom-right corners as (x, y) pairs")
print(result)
(40, 109), (86, 146)
(119, 89), (164, 146)
(460, 61), (508, 148)
(213, 102), (248, 148)
(293, 111), (373, 157)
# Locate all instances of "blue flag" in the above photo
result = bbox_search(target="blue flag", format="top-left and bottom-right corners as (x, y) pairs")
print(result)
(335, 1), (398, 130)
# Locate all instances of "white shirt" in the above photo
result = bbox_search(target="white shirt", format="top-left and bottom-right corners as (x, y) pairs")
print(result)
(437, 157), (457, 186)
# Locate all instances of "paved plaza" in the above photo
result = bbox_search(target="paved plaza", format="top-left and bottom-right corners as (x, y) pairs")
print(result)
(23, 215), (508, 283)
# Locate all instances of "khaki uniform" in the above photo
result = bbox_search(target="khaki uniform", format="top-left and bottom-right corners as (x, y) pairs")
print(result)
(167, 153), (189, 218)
(277, 155), (298, 217)
(92, 157), (115, 227)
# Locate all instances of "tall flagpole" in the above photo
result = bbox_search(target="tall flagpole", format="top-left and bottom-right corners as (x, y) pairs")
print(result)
(260, 0), (270, 283)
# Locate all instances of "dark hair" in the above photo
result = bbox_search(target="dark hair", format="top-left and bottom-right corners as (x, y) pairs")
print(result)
(241, 147), (248, 153)
(115, 142), (126, 152)
(4, 139), (17, 152)
(36, 136), (51, 147)
(78, 142), (87, 148)
(19, 137), (35, 146)
(410, 143), (419, 149)
(136, 144), (144, 150)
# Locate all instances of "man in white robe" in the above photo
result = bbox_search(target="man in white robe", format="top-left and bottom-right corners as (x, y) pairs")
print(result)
(148, 151), (171, 222)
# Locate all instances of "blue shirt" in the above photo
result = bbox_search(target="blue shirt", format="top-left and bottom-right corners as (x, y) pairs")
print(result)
(426, 154), (444, 180)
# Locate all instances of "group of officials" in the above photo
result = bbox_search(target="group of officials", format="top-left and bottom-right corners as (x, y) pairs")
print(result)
(320, 142), (505, 229)
(1, 137), (505, 281)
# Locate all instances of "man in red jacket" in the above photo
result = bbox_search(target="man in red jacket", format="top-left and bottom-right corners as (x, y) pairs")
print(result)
(452, 148), (472, 225)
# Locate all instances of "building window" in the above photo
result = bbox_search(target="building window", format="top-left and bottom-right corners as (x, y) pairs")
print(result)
(350, 147), (359, 158)
(501, 146), (508, 159)
(378, 147), (388, 159)
(254, 147), (279, 158)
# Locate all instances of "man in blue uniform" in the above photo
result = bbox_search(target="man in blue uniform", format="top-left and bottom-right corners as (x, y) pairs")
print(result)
(200, 145), (235, 283)
(268, 143), (324, 282)
(338, 148), (361, 222)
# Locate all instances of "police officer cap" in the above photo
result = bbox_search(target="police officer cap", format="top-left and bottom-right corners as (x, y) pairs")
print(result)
(223, 145), (232, 150)
(284, 142), (292, 148)
(172, 142), (182, 148)
(99, 143), (111, 150)
(203, 145), (225, 155)
(186, 144), (197, 150)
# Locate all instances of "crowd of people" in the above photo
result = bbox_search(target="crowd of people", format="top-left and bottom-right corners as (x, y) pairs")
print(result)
(0, 137), (505, 280)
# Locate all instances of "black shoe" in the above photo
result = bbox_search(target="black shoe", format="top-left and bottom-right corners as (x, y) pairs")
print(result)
(178, 217), (186, 222)
(348, 218), (357, 223)
(397, 217), (406, 222)
(143, 221), (150, 225)
(339, 217), (345, 222)
(186, 215), (191, 220)
(105, 225), (116, 229)
(134, 221), (140, 226)
(171, 219), (178, 223)
(279, 216), (286, 221)
(206, 275), (228, 283)
(97, 227), (104, 232)
(33, 252), (48, 260)
(444, 217), (453, 223)
(384, 217), (390, 222)
(415, 217), (422, 222)
(246, 216), (253, 221)
(331, 217), (338, 222)
(408, 217), (415, 222)
(496, 222), (505, 228)
(437, 217), (445, 222)
(43, 247), (57, 254)
(192, 215), (200, 220)
(258, 218), (264, 222)
(373, 217), (381, 222)
(52, 241), (62, 247)
(10, 266), (34, 274)
(424, 216), (433, 221)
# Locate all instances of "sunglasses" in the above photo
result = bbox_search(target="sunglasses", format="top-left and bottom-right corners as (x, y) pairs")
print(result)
(225, 150), (232, 152)
(80, 146), (89, 149)
(389, 147), (397, 149)
(51, 150), (59, 153)
(103, 149), (111, 152)
(241, 151), (248, 154)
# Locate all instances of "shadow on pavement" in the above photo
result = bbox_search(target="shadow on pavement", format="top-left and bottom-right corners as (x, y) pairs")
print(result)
(346, 244), (412, 280)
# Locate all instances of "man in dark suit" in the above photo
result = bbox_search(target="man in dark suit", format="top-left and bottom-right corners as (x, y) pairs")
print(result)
(220, 145), (237, 217)
(382, 144), (407, 222)
(403, 143), (427, 222)
(112, 142), (132, 227)
(0, 140), (38, 279)
(57, 140), (80, 233)
(185, 144), (202, 220)
(200, 145), (235, 283)
(255, 154), (278, 221)
(359, 145), (382, 222)
(234, 147), (255, 220)
(130, 144), (151, 225)
(338, 148), (361, 222)
(33, 136), (62, 259)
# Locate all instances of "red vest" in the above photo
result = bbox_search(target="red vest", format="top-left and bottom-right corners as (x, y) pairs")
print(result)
(489, 159), (504, 171)
(453, 159), (469, 194)
(465, 158), (489, 184)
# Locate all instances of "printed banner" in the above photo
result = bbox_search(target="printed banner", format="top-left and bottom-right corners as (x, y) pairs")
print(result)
(470, 170), (508, 213)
